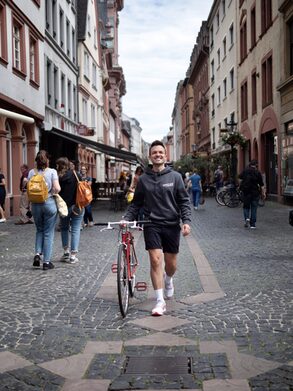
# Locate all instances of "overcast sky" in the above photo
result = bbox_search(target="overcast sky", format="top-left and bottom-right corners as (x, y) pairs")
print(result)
(119, 0), (214, 144)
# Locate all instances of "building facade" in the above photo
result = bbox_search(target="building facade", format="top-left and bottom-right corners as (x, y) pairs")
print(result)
(0, 0), (45, 216)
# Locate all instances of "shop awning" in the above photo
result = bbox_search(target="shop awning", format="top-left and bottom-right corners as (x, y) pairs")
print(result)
(48, 127), (139, 164)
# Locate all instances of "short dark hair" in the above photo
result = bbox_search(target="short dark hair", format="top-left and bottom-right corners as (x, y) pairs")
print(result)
(149, 140), (166, 154)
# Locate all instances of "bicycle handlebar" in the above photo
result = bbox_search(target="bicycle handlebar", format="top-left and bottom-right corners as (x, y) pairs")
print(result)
(98, 220), (150, 232)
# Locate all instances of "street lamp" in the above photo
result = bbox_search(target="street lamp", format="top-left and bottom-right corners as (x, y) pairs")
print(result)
(220, 121), (245, 184)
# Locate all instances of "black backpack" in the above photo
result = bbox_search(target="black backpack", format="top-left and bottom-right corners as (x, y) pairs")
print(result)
(289, 210), (293, 226)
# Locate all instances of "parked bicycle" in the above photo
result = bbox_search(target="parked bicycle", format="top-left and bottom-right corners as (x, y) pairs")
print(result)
(100, 220), (148, 317)
(215, 184), (265, 208)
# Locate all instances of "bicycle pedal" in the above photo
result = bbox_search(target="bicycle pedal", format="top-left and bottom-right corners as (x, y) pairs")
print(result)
(111, 263), (117, 273)
(135, 281), (147, 291)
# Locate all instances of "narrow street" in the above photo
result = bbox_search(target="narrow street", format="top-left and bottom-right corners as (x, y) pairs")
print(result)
(0, 198), (292, 390)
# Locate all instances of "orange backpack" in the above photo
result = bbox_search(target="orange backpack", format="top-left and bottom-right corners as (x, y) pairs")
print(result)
(73, 171), (93, 209)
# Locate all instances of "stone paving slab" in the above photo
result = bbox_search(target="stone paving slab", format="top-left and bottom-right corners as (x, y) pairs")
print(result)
(203, 379), (251, 391)
(61, 379), (111, 391)
(0, 351), (32, 373)
(130, 314), (191, 332)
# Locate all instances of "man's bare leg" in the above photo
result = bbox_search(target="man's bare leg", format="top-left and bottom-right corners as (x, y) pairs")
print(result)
(148, 249), (166, 315)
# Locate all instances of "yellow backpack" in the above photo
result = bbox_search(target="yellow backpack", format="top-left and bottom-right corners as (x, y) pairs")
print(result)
(27, 168), (49, 203)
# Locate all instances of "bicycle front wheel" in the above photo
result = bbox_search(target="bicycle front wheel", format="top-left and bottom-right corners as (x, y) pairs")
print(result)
(215, 189), (226, 206)
(117, 244), (129, 317)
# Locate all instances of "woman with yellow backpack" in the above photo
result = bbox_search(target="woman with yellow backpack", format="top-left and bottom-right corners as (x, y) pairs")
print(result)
(27, 150), (60, 270)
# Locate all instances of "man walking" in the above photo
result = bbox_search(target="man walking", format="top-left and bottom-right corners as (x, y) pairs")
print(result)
(239, 160), (266, 229)
(122, 140), (191, 316)
(214, 165), (224, 191)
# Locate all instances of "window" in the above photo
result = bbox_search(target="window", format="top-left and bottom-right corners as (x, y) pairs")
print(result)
(211, 59), (214, 82)
(223, 37), (226, 59)
(222, 0), (226, 17)
(241, 81), (248, 121)
(217, 48), (220, 67)
(54, 66), (59, 109)
(61, 72), (65, 111)
(12, 16), (26, 75)
(59, 7), (64, 48)
(210, 25), (214, 49)
(29, 34), (39, 86)
(66, 19), (70, 56)
(87, 14), (91, 36)
(211, 94), (215, 116)
(91, 104), (95, 129)
(73, 85), (77, 121)
(212, 127), (215, 149)
(46, 59), (52, 105)
(82, 98), (88, 125)
(229, 23), (234, 47)
(67, 80), (72, 118)
(261, 0), (272, 35)
(94, 27), (97, 47)
(216, 12), (220, 30)
(72, 28), (76, 63)
(262, 54), (273, 107)
(0, 2), (8, 63)
(240, 16), (247, 62)
(52, 0), (57, 38)
(92, 63), (97, 88)
(217, 86), (221, 105)
(84, 51), (90, 79)
(223, 78), (227, 98)
(251, 71), (257, 114)
(230, 68), (234, 90)
(289, 18), (293, 76)
(250, 6), (256, 48)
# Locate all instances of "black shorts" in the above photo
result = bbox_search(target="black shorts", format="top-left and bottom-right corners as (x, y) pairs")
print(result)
(143, 224), (181, 254)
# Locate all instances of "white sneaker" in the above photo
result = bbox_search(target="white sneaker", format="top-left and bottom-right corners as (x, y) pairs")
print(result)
(89, 221), (94, 227)
(194, 206), (198, 210)
(244, 218), (250, 228)
(151, 300), (166, 316)
(0, 218), (6, 223)
(67, 256), (79, 264)
(164, 273), (174, 299)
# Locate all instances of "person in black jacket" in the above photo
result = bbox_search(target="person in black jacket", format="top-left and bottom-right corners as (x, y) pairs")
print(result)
(239, 160), (266, 229)
(56, 157), (84, 264)
(123, 140), (191, 316)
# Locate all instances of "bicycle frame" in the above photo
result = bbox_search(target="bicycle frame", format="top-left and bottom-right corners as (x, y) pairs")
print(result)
(120, 227), (138, 282)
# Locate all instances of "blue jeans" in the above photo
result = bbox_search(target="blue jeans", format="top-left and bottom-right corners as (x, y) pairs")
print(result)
(192, 189), (201, 207)
(83, 203), (93, 224)
(60, 205), (84, 253)
(31, 197), (58, 262)
(243, 194), (259, 226)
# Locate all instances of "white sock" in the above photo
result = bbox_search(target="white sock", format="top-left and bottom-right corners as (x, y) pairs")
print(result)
(165, 274), (173, 284)
(154, 289), (164, 302)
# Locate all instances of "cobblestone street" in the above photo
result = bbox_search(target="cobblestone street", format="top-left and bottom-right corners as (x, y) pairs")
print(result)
(0, 198), (292, 390)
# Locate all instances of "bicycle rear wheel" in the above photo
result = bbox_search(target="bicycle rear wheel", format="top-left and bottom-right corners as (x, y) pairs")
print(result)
(117, 244), (129, 317)
(224, 191), (242, 208)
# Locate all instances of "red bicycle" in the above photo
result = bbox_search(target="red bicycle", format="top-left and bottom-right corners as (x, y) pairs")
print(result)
(100, 221), (147, 317)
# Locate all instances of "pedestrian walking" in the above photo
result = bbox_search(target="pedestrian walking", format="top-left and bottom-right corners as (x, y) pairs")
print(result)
(239, 159), (266, 229)
(80, 165), (94, 227)
(214, 165), (224, 191)
(189, 168), (202, 210)
(15, 164), (34, 225)
(56, 157), (84, 264)
(28, 150), (61, 270)
(0, 167), (6, 223)
(122, 140), (191, 316)
(128, 166), (144, 222)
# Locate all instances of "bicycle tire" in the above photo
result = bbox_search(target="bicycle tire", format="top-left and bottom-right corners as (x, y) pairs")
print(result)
(117, 243), (129, 317)
(128, 244), (136, 297)
(215, 189), (226, 206)
(224, 191), (242, 208)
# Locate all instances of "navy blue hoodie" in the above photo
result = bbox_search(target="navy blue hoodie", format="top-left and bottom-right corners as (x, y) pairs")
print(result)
(124, 166), (191, 226)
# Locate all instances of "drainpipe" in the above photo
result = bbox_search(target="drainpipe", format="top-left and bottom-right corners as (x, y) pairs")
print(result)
(0, 109), (34, 124)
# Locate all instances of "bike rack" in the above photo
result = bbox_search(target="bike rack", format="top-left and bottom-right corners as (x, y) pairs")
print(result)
(111, 263), (117, 273)
(135, 281), (147, 291)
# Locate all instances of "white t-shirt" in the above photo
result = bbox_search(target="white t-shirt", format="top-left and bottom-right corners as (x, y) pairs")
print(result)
(28, 168), (58, 195)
